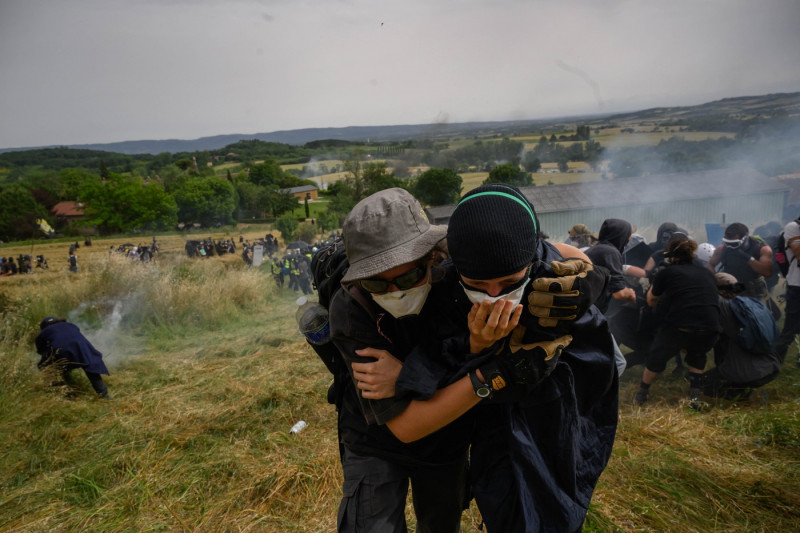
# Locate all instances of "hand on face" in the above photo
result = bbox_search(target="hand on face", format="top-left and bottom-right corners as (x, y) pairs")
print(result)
(468, 299), (523, 354)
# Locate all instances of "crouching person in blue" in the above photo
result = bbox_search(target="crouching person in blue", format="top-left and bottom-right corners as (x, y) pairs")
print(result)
(36, 317), (111, 399)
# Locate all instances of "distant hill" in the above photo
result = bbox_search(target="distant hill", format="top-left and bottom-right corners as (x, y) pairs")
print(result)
(0, 121), (567, 155)
(604, 92), (800, 123)
(2, 92), (798, 155)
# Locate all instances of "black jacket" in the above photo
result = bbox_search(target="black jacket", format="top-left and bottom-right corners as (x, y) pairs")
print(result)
(585, 219), (632, 313)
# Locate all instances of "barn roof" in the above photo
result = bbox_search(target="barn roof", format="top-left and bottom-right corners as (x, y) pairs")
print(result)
(280, 185), (318, 194)
(520, 167), (786, 214)
(425, 167), (788, 221)
(51, 201), (85, 217)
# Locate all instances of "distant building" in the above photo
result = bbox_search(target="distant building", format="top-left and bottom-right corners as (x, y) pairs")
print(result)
(280, 185), (319, 201)
(425, 167), (788, 243)
(51, 201), (85, 221)
(51, 201), (96, 235)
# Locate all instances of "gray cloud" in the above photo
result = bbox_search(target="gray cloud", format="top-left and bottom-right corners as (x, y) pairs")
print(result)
(1, 0), (799, 147)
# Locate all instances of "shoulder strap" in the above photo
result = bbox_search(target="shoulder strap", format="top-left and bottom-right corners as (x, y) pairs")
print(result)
(346, 284), (393, 344)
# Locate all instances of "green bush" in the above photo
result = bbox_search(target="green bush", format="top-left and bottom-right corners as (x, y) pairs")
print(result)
(275, 214), (299, 242)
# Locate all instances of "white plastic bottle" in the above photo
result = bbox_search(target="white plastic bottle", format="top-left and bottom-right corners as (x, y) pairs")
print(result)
(289, 420), (308, 434)
(296, 296), (330, 345)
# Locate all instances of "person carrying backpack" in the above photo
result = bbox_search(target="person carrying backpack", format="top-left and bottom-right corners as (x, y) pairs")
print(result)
(698, 273), (781, 400)
(68, 250), (79, 273)
(334, 185), (616, 532)
(329, 189), (476, 532)
(775, 216), (800, 366)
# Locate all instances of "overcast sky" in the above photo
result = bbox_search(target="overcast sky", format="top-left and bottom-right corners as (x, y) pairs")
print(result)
(1, 0), (799, 149)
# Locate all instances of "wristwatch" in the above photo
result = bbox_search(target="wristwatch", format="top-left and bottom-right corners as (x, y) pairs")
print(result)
(469, 370), (493, 399)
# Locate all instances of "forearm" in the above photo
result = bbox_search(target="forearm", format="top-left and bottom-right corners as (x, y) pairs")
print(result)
(386, 375), (479, 443)
(750, 257), (773, 277)
(623, 265), (646, 278)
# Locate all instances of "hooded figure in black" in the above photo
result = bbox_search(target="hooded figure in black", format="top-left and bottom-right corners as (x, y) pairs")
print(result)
(35, 317), (110, 399)
(585, 218), (635, 314)
(650, 222), (680, 254)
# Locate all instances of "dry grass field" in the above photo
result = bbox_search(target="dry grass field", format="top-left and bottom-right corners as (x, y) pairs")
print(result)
(2, 231), (799, 532)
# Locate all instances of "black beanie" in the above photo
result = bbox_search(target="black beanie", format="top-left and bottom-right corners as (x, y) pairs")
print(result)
(447, 183), (540, 279)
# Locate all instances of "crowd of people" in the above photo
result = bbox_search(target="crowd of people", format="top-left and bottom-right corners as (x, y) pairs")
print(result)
(0, 254), (48, 276)
(311, 184), (796, 532)
(269, 233), (342, 294)
(565, 217), (786, 408)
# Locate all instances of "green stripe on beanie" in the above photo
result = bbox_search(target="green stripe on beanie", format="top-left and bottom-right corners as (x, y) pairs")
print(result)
(454, 190), (538, 234)
(447, 184), (540, 279)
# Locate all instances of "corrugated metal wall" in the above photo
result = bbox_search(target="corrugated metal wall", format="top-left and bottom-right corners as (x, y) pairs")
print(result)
(538, 191), (787, 242)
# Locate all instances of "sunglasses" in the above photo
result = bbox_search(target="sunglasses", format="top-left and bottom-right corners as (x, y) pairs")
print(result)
(359, 265), (428, 294)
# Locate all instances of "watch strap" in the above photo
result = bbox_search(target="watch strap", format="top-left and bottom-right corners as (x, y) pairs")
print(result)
(469, 370), (492, 399)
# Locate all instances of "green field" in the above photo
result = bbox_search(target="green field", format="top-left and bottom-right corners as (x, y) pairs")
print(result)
(1, 233), (799, 531)
(593, 129), (736, 148)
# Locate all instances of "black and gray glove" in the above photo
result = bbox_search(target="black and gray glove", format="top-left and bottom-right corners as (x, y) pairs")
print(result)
(528, 259), (608, 328)
(478, 327), (572, 392)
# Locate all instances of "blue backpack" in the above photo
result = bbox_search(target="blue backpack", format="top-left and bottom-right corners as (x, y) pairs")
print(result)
(728, 296), (779, 354)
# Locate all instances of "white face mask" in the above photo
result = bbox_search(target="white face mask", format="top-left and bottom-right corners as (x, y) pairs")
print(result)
(370, 281), (431, 318)
(461, 277), (531, 308)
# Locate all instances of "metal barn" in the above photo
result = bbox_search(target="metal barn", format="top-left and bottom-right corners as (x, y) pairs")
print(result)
(426, 168), (788, 244)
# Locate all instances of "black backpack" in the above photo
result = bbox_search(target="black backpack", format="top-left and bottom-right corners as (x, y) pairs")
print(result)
(307, 238), (378, 406)
(311, 237), (350, 309)
(774, 219), (800, 277)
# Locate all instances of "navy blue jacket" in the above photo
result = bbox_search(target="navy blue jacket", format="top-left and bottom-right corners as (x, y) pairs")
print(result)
(35, 322), (109, 375)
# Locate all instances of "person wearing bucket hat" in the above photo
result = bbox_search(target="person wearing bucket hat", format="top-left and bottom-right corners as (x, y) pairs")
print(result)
(329, 185), (617, 532)
(329, 188), (484, 533)
(357, 184), (618, 531)
(568, 223), (598, 251)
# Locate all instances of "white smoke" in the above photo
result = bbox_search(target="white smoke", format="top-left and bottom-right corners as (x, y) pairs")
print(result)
(67, 297), (143, 370)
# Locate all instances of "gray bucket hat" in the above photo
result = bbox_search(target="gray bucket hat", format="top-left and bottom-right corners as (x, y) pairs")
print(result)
(341, 188), (446, 282)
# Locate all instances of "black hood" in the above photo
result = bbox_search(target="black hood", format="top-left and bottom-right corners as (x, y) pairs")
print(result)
(598, 219), (632, 253)
(652, 222), (679, 251)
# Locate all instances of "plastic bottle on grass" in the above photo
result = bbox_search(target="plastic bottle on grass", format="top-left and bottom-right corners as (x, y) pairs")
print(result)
(296, 296), (330, 345)
(289, 421), (308, 434)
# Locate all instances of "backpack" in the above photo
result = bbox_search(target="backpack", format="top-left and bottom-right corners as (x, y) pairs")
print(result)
(307, 237), (378, 406)
(728, 296), (779, 354)
(310, 237), (350, 309)
(773, 219), (800, 277)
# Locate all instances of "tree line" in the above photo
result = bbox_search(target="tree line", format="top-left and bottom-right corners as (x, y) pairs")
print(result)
(3, 116), (796, 243)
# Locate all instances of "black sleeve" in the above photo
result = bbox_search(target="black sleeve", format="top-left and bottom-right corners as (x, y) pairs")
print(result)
(651, 267), (669, 297)
(329, 290), (413, 426)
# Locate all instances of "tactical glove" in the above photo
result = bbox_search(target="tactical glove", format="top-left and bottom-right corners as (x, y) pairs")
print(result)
(478, 327), (571, 392)
(528, 259), (608, 328)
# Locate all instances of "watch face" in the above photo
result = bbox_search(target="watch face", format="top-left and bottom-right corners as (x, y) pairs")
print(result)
(476, 385), (492, 398)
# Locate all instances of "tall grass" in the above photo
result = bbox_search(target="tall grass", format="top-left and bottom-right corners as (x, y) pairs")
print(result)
(1, 247), (800, 531)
